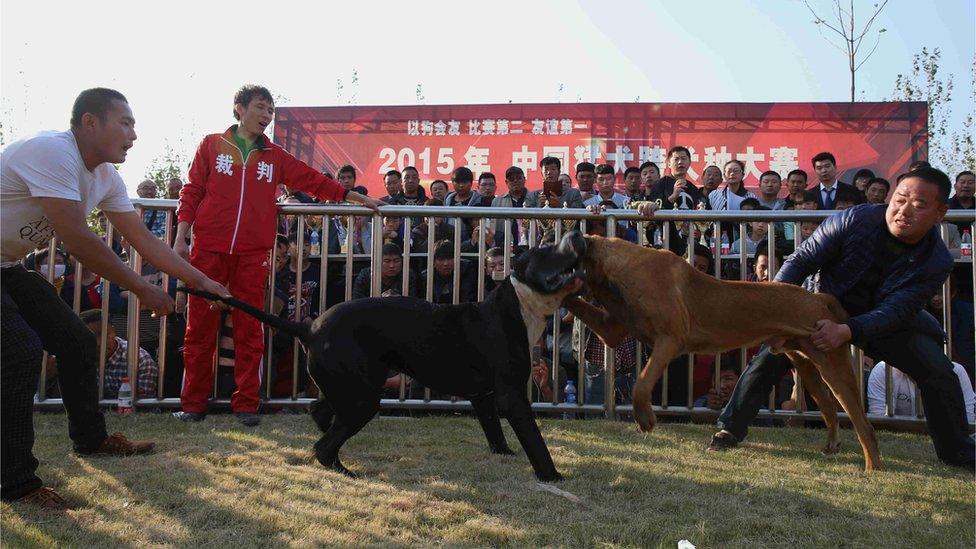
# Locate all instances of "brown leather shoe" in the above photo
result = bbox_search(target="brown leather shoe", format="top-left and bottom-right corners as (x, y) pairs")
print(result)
(85, 432), (155, 456)
(15, 487), (70, 510)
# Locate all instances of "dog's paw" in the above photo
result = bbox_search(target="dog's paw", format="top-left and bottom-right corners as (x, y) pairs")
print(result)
(492, 445), (516, 456)
(331, 461), (360, 478)
(536, 470), (563, 482)
(634, 408), (657, 433)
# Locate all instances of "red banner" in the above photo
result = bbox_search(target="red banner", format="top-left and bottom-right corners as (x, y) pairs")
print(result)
(273, 102), (927, 198)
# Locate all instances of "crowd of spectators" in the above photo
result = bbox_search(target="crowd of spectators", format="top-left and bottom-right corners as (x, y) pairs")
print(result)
(31, 150), (976, 420)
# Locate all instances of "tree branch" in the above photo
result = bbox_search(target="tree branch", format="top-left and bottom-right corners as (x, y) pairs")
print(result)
(854, 32), (884, 71)
(804, 0), (847, 37)
(852, 0), (889, 54)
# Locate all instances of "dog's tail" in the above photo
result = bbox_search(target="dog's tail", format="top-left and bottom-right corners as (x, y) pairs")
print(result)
(176, 287), (311, 343)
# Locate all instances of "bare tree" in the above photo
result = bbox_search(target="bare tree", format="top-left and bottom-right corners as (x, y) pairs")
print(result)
(803, 0), (888, 102)
(890, 48), (976, 175)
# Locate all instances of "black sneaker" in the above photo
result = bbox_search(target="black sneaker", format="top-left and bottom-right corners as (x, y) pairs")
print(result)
(172, 411), (206, 422)
(235, 412), (261, 427)
(706, 431), (738, 452)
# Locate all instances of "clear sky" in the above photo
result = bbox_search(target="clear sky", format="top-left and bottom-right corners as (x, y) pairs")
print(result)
(2, 0), (973, 194)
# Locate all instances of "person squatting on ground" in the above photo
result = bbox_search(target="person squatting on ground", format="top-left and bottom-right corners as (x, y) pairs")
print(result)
(707, 167), (976, 469)
(172, 85), (383, 427)
(0, 88), (231, 509)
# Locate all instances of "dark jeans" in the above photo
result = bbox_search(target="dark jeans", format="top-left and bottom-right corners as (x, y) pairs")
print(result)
(1, 265), (108, 501)
(584, 370), (635, 406)
(718, 329), (976, 465)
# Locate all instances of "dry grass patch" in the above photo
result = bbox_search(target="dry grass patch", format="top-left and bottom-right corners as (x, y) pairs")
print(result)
(1, 413), (972, 548)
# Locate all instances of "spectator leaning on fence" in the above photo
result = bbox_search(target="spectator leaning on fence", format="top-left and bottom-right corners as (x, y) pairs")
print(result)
(709, 159), (758, 211)
(529, 156), (584, 208)
(172, 84), (382, 427)
(699, 164), (723, 201)
(647, 146), (707, 253)
(707, 167), (976, 469)
(639, 161), (661, 196)
(576, 161), (597, 202)
(757, 171), (787, 210)
(429, 179), (448, 202)
(476, 172), (497, 206)
(809, 151), (859, 209)
(784, 169), (810, 207)
(166, 177), (182, 199)
(948, 170), (974, 237)
(336, 164), (357, 191)
(623, 166), (643, 202)
(0, 87), (231, 509)
(852, 168), (876, 193)
(864, 177), (891, 205)
(137, 179), (167, 239)
(490, 166), (531, 245)
(584, 164), (630, 209)
(381, 169), (404, 203)
(558, 172), (573, 192)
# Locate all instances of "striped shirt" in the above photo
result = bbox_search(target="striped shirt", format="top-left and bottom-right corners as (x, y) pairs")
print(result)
(103, 336), (158, 398)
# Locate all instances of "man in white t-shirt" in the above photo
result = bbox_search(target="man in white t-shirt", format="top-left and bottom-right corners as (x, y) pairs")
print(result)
(0, 88), (231, 510)
(867, 361), (975, 423)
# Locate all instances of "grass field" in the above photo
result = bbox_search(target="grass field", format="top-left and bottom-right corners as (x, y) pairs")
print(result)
(2, 412), (972, 548)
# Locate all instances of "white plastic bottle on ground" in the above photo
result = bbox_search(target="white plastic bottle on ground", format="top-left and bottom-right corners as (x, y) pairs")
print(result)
(117, 376), (133, 415)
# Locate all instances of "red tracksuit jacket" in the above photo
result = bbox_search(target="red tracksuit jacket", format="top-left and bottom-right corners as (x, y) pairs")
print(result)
(177, 126), (347, 255)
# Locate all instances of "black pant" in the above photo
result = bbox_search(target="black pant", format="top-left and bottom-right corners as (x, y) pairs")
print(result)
(1, 265), (107, 501)
(718, 328), (976, 465)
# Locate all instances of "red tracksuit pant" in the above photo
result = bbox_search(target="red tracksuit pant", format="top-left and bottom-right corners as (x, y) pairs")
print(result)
(181, 248), (269, 413)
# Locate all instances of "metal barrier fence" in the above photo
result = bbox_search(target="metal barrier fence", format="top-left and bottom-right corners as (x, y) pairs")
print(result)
(33, 199), (976, 429)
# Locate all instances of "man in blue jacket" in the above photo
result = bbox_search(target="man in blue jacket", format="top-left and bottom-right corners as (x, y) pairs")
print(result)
(707, 167), (975, 468)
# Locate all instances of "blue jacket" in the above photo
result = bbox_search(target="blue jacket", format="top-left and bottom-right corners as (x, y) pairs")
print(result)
(775, 204), (951, 345)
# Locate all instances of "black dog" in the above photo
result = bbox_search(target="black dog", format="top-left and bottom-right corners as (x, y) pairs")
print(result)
(178, 231), (587, 481)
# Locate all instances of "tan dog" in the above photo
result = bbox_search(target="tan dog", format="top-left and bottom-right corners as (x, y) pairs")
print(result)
(563, 233), (882, 472)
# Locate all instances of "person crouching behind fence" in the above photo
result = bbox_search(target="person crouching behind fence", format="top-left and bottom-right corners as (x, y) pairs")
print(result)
(79, 309), (157, 399)
(172, 84), (383, 427)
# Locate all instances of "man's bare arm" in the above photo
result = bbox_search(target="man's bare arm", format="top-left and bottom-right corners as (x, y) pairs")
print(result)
(37, 198), (174, 315)
(38, 198), (150, 291)
(106, 210), (231, 298)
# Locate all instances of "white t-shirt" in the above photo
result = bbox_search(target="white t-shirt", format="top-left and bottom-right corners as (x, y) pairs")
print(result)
(867, 361), (975, 423)
(583, 192), (630, 209)
(0, 130), (133, 266)
(708, 187), (757, 211)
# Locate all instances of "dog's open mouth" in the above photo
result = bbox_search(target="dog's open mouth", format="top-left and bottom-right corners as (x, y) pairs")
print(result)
(511, 230), (587, 295)
(543, 269), (584, 293)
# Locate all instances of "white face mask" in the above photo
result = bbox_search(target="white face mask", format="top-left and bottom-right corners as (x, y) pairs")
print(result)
(38, 263), (66, 278)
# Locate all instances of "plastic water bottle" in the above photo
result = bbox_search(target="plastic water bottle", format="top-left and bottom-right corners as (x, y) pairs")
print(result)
(962, 229), (972, 257)
(562, 379), (577, 420)
(309, 230), (321, 257)
(720, 231), (730, 255)
(564, 379), (577, 405)
(117, 376), (133, 415)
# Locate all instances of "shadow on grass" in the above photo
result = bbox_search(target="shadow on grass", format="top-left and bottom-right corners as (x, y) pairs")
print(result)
(2, 413), (971, 548)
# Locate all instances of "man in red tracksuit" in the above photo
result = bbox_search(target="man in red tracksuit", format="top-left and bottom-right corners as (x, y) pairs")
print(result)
(172, 85), (382, 426)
